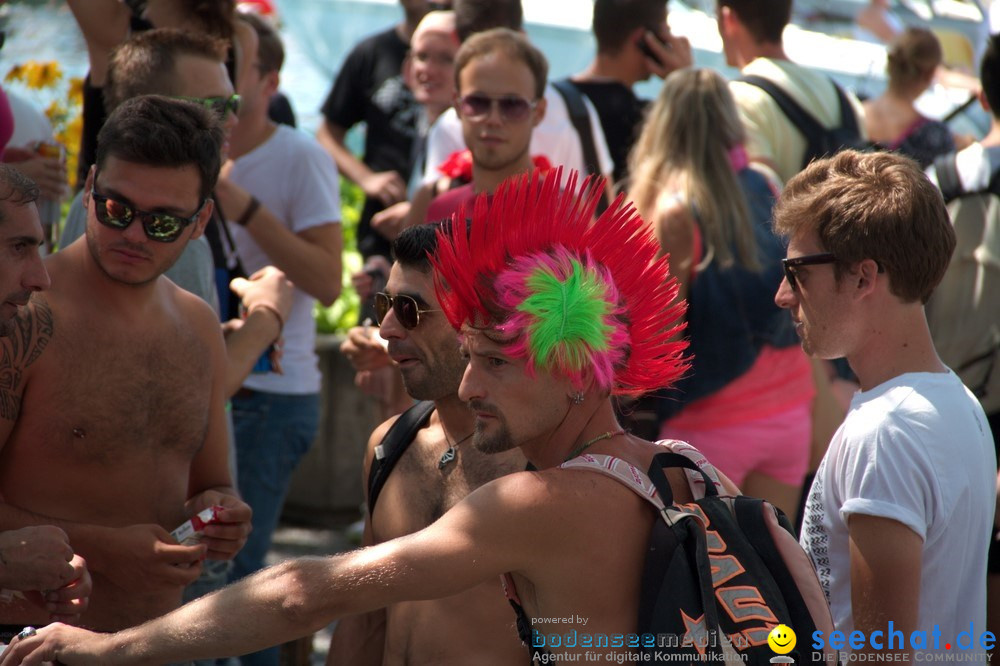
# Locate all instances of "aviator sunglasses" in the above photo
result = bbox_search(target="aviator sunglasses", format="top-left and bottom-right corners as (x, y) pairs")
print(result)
(91, 175), (206, 243)
(458, 93), (537, 123)
(174, 94), (241, 119)
(375, 292), (440, 330)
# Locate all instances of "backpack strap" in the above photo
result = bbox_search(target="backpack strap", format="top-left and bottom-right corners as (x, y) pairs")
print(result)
(933, 152), (965, 203)
(559, 441), (723, 511)
(551, 78), (610, 214)
(832, 82), (860, 137)
(367, 400), (436, 517)
(739, 75), (826, 146)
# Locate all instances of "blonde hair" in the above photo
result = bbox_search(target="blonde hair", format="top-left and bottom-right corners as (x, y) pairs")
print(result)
(628, 68), (758, 270)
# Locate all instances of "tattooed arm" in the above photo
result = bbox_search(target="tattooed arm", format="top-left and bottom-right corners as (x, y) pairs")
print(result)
(0, 294), (52, 424)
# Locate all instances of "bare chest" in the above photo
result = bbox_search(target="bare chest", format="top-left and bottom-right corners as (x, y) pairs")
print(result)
(15, 305), (213, 466)
(372, 435), (524, 540)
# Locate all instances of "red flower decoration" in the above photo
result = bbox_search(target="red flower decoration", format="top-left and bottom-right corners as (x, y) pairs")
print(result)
(437, 150), (474, 180)
(437, 151), (554, 181)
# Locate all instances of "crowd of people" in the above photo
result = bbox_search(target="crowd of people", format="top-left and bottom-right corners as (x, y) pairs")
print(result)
(0, 0), (995, 664)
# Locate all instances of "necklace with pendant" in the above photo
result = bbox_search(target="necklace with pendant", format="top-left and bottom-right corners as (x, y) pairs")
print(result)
(439, 431), (474, 469)
(563, 428), (627, 463)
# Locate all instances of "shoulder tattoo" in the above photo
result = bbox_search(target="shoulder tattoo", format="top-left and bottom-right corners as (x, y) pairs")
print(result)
(0, 296), (54, 421)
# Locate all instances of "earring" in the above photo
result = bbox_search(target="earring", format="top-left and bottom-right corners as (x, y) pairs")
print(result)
(571, 392), (584, 405)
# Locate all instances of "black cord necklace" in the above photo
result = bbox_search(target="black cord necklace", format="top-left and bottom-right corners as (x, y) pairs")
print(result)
(439, 431), (474, 469)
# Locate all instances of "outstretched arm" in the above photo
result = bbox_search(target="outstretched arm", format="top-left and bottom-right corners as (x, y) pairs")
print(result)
(0, 471), (547, 664)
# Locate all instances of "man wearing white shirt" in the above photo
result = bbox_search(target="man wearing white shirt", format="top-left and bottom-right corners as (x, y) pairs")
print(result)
(211, 18), (342, 666)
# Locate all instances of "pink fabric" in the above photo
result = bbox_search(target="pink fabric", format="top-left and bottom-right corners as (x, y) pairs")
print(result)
(425, 182), (477, 224)
(659, 345), (814, 486)
(0, 87), (14, 160)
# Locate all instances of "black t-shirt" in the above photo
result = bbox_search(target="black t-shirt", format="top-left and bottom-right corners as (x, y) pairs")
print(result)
(571, 80), (648, 185)
(321, 26), (419, 260)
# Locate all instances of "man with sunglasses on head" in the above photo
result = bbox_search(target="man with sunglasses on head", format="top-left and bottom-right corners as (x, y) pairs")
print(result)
(0, 95), (253, 635)
(776, 150), (995, 655)
(328, 223), (525, 665)
(424, 28), (547, 221)
(60, 28), (294, 396)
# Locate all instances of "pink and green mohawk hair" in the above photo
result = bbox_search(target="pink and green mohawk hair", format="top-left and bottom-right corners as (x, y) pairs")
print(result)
(431, 168), (688, 397)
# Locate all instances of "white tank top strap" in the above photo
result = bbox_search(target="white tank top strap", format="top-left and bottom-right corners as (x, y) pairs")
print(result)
(559, 439), (723, 509)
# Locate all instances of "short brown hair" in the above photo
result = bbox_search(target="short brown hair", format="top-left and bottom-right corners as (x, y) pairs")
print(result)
(105, 28), (227, 114)
(453, 0), (523, 43)
(592, 0), (667, 54)
(454, 28), (547, 99)
(96, 95), (224, 203)
(239, 13), (284, 73)
(887, 28), (941, 93)
(717, 0), (790, 44)
(0, 165), (40, 223)
(773, 151), (955, 304)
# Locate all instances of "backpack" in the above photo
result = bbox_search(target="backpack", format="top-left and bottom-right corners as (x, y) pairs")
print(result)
(926, 147), (1000, 415)
(367, 400), (436, 516)
(561, 445), (838, 664)
(551, 78), (610, 214)
(739, 75), (868, 171)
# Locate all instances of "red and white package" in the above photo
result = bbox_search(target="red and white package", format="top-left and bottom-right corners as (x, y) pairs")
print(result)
(171, 505), (225, 545)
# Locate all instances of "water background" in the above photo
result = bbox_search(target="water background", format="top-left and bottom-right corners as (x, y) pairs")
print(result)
(0, 1), (986, 146)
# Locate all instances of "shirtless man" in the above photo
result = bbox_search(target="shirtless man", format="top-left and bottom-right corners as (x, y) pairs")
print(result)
(0, 170), (737, 665)
(328, 223), (525, 664)
(0, 96), (251, 633)
(0, 165), (90, 640)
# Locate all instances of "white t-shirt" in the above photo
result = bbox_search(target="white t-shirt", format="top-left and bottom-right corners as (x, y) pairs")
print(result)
(226, 124), (341, 394)
(925, 141), (994, 193)
(421, 82), (613, 185)
(800, 370), (995, 648)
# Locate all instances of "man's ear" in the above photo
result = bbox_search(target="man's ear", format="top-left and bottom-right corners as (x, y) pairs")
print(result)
(264, 70), (280, 96)
(980, 88), (992, 114)
(82, 165), (96, 206)
(854, 258), (882, 297)
(189, 199), (215, 241)
(532, 94), (547, 128)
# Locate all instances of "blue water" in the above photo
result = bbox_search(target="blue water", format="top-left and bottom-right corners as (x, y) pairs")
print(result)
(0, 0), (986, 138)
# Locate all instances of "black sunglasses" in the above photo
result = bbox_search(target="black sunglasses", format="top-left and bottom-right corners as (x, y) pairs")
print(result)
(91, 178), (206, 243)
(174, 94), (241, 119)
(458, 93), (537, 123)
(375, 292), (440, 330)
(781, 252), (837, 291)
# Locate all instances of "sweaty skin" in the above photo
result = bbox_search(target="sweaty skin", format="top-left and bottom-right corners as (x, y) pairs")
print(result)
(0, 165), (245, 631)
(367, 413), (526, 665)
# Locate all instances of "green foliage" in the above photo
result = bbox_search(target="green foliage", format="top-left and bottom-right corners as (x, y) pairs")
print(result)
(315, 177), (364, 333)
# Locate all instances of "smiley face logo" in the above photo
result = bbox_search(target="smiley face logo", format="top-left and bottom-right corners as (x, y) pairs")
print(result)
(767, 624), (797, 655)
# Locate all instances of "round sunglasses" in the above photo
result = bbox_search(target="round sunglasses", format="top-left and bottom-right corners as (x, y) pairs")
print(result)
(374, 292), (440, 330)
(91, 182), (206, 243)
(458, 93), (537, 123)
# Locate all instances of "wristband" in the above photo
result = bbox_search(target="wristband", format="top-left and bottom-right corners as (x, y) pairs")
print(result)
(247, 303), (285, 334)
(235, 196), (260, 227)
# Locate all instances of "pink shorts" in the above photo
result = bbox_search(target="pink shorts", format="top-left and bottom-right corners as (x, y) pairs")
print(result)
(659, 401), (811, 487)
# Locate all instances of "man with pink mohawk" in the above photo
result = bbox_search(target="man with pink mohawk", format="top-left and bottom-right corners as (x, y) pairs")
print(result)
(0, 169), (737, 665)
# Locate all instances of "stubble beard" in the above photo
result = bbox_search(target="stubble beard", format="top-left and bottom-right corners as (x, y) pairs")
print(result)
(473, 414), (518, 455)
